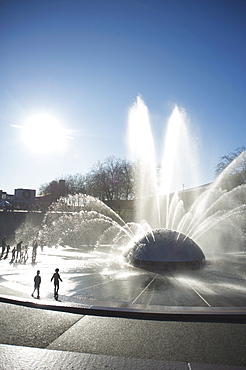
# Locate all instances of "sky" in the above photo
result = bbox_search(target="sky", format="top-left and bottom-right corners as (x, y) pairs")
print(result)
(1, 0), (246, 194)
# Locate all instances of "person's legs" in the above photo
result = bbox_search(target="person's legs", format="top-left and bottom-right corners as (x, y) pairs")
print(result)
(54, 283), (59, 299)
(31, 286), (36, 297)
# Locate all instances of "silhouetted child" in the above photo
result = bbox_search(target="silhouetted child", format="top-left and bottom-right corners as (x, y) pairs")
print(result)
(1, 236), (7, 259)
(32, 241), (38, 264)
(32, 270), (41, 299)
(4, 244), (10, 259)
(51, 268), (62, 300)
(24, 245), (28, 261)
(16, 240), (22, 262)
(11, 247), (16, 263)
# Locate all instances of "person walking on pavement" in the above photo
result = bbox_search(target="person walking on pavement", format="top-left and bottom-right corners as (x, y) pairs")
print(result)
(1, 236), (7, 258)
(51, 268), (63, 300)
(4, 244), (10, 259)
(31, 270), (41, 299)
(16, 240), (22, 262)
(10, 247), (16, 263)
(32, 241), (38, 264)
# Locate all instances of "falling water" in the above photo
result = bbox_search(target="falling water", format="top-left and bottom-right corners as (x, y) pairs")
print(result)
(127, 96), (246, 258)
(127, 96), (200, 229)
(18, 97), (246, 262)
(127, 96), (160, 227)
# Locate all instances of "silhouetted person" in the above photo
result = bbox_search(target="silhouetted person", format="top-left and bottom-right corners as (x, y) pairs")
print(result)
(20, 249), (25, 263)
(4, 244), (10, 259)
(32, 241), (38, 264)
(24, 245), (28, 261)
(51, 268), (62, 300)
(16, 240), (22, 261)
(11, 247), (16, 263)
(1, 236), (7, 258)
(32, 270), (41, 299)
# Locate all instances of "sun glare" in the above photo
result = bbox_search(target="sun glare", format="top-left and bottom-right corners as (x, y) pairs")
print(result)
(21, 114), (68, 154)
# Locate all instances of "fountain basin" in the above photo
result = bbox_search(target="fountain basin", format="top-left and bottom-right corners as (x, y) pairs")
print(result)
(125, 229), (205, 269)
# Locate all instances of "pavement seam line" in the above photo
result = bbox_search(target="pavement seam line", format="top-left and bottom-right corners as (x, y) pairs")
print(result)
(131, 274), (158, 304)
(184, 280), (212, 307)
(45, 315), (86, 349)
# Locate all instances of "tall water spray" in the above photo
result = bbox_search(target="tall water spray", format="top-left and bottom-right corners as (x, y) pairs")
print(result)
(127, 96), (246, 262)
(127, 96), (200, 229)
(20, 97), (246, 269)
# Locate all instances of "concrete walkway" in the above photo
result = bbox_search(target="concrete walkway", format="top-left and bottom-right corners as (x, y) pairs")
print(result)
(0, 285), (246, 369)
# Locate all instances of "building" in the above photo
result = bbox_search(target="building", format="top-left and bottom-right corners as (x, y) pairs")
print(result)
(0, 188), (36, 211)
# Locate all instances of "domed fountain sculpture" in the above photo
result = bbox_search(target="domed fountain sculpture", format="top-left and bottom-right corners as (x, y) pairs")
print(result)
(22, 96), (245, 275)
(125, 229), (205, 269)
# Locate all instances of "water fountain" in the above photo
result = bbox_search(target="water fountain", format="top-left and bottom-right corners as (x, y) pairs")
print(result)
(124, 96), (246, 267)
(11, 97), (246, 309)
(26, 96), (245, 271)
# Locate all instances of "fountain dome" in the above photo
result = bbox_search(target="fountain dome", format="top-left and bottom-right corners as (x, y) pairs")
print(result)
(125, 229), (205, 269)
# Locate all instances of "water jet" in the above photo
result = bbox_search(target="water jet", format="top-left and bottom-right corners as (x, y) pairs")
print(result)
(13, 97), (246, 307)
(18, 97), (245, 273)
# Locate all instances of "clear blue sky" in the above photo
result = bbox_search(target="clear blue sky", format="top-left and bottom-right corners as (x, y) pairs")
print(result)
(1, 0), (245, 194)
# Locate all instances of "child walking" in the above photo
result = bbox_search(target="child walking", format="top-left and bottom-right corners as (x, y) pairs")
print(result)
(51, 268), (62, 300)
(31, 270), (41, 299)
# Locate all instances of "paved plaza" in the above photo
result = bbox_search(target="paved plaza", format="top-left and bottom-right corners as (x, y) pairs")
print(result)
(1, 245), (246, 308)
(0, 245), (246, 369)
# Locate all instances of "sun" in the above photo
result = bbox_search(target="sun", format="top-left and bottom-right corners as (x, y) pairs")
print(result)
(21, 113), (69, 154)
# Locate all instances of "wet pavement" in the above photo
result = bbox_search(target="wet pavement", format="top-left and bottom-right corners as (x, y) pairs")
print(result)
(0, 246), (246, 369)
(0, 245), (246, 309)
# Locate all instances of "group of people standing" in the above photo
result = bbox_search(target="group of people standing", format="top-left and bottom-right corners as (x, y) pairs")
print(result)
(1, 236), (63, 301)
(1, 236), (38, 264)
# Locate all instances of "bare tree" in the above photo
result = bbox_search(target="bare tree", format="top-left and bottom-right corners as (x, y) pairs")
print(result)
(215, 146), (246, 176)
(215, 146), (246, 188)
(84, 156), (134, 201)
(64, 173), (86, 195)
(39, 156), (135, 203)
